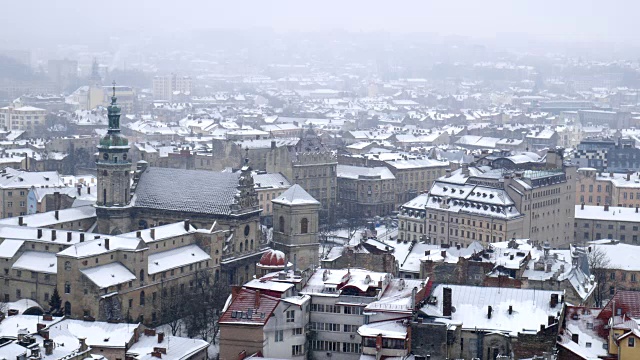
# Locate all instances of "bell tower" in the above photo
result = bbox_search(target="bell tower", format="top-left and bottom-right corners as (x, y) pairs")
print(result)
(95, 81), (132, 235)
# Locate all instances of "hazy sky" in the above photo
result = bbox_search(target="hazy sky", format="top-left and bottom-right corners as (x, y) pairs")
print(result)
(1, 0), (636, 47)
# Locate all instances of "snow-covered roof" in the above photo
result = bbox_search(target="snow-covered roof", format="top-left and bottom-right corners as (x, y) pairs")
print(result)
(80, 262), (137, 289)
(420, 284), (564, 336)
(337, 165), (395, 180)
(358, 320), (407, 339)
(0, 206), (96, 228)
(271, 184), (319, 206)
(576, 205), (640, 222)
(128, 332), (209, 360)
(147, 244), (211, 275)
(12, 251), (57, 274)
(0, 239), (24, 259)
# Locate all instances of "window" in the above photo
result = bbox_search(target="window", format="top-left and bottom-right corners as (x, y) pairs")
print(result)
(286, 310), (295, 323)
(344, 306), (363, 315)
(629, 337), (635, 347)
(64, 282), (71, 294)
(610, 272), (616, 281)
(64, 261), (71, 271)
(343, 343), (361, 353)
(279, 216), (285, 233)
(140, 269), (144, 282)
(293, 328), (303, 336)
(275, 330), (284, 342)
(140, 291), (145, 306)
(344, 324), (358, 332)
(291, 345), (303, 356)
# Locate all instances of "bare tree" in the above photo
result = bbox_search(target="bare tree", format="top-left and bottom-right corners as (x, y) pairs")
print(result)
(183, 269), (230, 345)
(156, 281), (185, 336)
(588, 245), (612, 307)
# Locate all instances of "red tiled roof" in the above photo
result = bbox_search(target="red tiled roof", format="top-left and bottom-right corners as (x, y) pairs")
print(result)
(598, 290), (640, 321)
(219, 289), (280, 326)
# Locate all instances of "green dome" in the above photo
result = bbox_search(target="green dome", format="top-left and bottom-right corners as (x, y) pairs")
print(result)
(99, 133), (129, 147)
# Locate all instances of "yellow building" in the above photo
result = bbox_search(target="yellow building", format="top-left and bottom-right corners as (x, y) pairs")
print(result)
(0, 105), (46, 131)
(609, 325), (640, 360)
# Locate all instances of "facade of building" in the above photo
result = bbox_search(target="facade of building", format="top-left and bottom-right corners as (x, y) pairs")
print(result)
(575, 204), (640, 243)
(271, 185), (320, 272)
(0, 105), (46, 132)
(576, 168), (640, 208)
(153, 74), (192, 102)
(336, 165), (396, 219)
(399, 154), (576, 248)
(383, 157), (449, 205)
(266, 130), (337, 223)
(254, 172), (291, 225)
(574, 138), (640, 172)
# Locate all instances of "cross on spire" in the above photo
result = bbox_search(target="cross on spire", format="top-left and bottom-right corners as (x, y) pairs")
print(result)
(111, 81), (117, 105)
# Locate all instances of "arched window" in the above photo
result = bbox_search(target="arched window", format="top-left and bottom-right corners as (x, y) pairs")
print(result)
(250, 239), (254, 250)
(64, 261), (71, 271)
(279, 216), (285, 233)
(140, 291), (145, 306)
(102, 170), (108, 177)
(64, 301), (71, 315)
(239, 242), (243, 252)
(215, 269), (220, 282)
(64, 282), (71, 294)
(244, 239), (248, 252)
(300, 218), (309, 234)
(103, 189), (107, 205)
(139, 269), (144, 282)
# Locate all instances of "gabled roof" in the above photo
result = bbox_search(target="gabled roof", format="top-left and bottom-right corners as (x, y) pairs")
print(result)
(271, 184), (319, 206)
(134, 167), (240, 215)
(219, 289), (280, 326)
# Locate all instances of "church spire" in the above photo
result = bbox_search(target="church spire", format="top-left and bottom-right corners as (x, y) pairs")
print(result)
(107, 80), (121, 133)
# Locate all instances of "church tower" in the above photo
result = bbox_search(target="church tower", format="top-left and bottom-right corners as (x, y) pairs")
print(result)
(271, 185), (320, 272)
(95, 82), (132, 235)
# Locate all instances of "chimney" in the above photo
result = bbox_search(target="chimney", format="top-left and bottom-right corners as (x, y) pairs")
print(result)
(144, 329), (156, 336)
(508, 305), (513, 315)
(54, 210), (59, 220)
(77, 185), (81, 196)
(150, 228), (155, 240)
(510, 254), (514, 260)
(636, 206), (638, 213)
(154, 347), (167, 355)
(456, 244), (461, 250)
(88, 187), (91, 194)
(550, 293), (558, 308)
(80, 233), (85, 242)
(184, 219), (190, 231)
(271, 140), (276, 149)
(151, 352), (162, 359)
(462, 163), (470, 177)
(572, 333), (579, 343)
(627, 172), (631, 181)
(443, 287), (452, 317)
(67, 232), (72, 242)
(440, 250), (446, 258)
(37, 228), (42, 239)
(581, 202), (584, 210)
(548, 315), (556, 326)
(487, 305), (493, 319)
(136, 230), (142, 238)
(604, 204), (609, 211)
(445, 169), (452, 178)
(44, 339), (54, 355)
(78, 337), (88, 352)
(51, 230), (56, 241)
(18, 216), (23, 226)
(104, 238), (110, 250)
(424, 250), (430, 256)
(157, 332), (165, 344)
(255, 290), (261, 308)
(37, 323), (46, 332)
(540, 324), (546, 332)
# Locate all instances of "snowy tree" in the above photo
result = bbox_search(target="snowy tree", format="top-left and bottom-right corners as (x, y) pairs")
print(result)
(588, 245), (612, 307)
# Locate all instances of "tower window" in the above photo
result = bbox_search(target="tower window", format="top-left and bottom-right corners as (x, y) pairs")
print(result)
(102, 170), (108, 177)
(279, 216), (285, 233)
(103, 189), (107, 205)
(300, 218), (309, 234)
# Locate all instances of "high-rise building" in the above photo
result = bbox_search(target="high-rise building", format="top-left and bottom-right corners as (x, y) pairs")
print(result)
(152, 74), (192, 102)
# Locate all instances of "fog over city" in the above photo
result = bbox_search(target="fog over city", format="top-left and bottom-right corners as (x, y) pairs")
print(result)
(2, 2), (640, 360)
